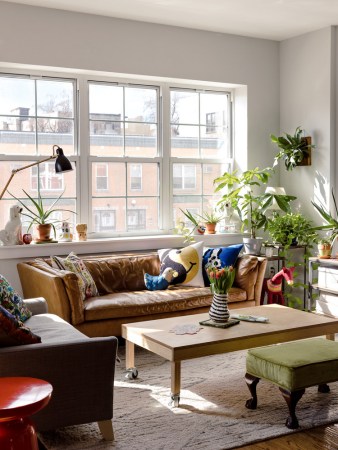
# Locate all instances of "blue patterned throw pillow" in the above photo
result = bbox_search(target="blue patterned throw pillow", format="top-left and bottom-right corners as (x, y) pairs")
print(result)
(0, 274), (32, 322)
(202, 244), (243, 286)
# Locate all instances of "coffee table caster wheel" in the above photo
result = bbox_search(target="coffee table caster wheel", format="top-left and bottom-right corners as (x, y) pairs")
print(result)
(125, 367), (138, 380)
(169, 394), (180, 407)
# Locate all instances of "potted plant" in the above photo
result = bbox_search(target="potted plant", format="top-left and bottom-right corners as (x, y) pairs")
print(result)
(9, 189), (75, 242)
(197, 210), (224, 234)
(317, 238), (332, 259)
(312, 188), (338, 248)
(271, 126), (315, 171)
(267, 212), (318, 247)
(214, 167), (296, 254)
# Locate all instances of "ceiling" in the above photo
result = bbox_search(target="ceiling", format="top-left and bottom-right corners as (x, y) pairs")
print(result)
(3, 0), (338, 41)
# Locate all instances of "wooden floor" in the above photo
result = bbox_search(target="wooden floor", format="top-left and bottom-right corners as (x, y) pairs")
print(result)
(238, 423), (338, 449)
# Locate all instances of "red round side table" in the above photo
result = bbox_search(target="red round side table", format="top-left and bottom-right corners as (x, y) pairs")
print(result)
(0, 377), (53, 450)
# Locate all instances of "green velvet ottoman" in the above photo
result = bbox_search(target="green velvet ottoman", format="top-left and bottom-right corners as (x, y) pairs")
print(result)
(245, 338), (338, 429)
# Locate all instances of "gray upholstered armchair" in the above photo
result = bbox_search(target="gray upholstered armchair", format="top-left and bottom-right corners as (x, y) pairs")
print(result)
(0, 298), (118, 440)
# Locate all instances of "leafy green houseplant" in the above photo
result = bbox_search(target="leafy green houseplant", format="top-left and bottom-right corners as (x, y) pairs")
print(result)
(10, 189), (75, 241)
(197, 210), (224, 234)
(267, 212), (318, 247)
(271, 126), (315, 171)
(214, 167), (296, 239)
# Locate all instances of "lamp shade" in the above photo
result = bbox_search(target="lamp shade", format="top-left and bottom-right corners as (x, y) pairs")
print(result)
(54, 146), (73, 173)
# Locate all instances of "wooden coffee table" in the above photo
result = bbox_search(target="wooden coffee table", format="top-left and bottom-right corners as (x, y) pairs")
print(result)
(122, 305), (338, 406)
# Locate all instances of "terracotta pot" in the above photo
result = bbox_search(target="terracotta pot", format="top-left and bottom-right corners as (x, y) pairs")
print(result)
(36, 224), (52, 241)
(318, 243), (331, 259)
(205, 223), (216, 234)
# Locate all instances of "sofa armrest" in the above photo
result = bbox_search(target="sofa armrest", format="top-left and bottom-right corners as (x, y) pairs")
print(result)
(234, 255), (267, 305)
(18, 262), (84, 325)
(0, 336), (118, 431)
(23, 297), (48, 315)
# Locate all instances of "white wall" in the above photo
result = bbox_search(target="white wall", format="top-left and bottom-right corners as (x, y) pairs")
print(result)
(279, 27), (335, 220)
(0, 2), (280, 290)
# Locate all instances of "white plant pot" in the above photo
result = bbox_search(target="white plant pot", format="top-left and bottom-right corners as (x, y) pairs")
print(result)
(243, 237), (263, 255)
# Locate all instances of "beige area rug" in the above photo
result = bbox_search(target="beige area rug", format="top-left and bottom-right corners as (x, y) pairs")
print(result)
(39, 346), (338, 450)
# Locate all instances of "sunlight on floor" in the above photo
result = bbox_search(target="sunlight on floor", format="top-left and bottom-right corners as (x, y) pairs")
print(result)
(115, 379), (218, 414)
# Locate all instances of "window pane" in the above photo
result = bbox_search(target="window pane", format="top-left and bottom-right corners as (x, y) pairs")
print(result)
(171, 125), (199, 157)
(92, 162), (126, 197)
(173, 196), (203, 227)
(38, 120), (74, 156)
(170, 90), (198, 125)
(125, 87), (157, 123)
(89, 84), (123, 117)
(0, 77), (35, 115)
(125, 123), (157, 158)
(90, 121), (124, 157)
(173, 163), (200, 194)
(127, 197), (159, 231)
(200, 126), (227, 158)
(0, 117), (36, 155)
(36, 79), (74, 118)
(0, 76), (75, 156)
(127, 163), (158, 195)
(203, 163), (229, 195)
(200, 92), (227, 126)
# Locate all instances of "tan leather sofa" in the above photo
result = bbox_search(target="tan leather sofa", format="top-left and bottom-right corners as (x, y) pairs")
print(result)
(17, 252), (267, 337)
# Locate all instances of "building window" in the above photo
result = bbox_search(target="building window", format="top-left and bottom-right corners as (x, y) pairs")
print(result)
(130, 164), (142, 191)
(96, 163), (108, 191)
(94, 209), (116, 232)
(31, 163), (64, 191)
(127, 208), (146, 231)
(173, 164), (196, 189)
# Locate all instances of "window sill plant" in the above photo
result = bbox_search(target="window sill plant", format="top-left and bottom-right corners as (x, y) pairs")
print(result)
(9, 189), (75, 242)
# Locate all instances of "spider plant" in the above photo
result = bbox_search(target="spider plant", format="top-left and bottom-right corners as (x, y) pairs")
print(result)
(9, 189), (75, 237)
(312, 188), (338, 245)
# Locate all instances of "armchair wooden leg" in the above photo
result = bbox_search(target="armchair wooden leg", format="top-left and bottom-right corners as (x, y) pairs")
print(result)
(245, 373), (260, 409)
(279, 388), (305, 429)
(98, 420), (114, 441)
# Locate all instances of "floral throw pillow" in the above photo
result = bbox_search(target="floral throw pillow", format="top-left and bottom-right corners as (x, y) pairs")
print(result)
(50, 252), (99, 301)
(0, 305), (41, 346)
(0, 274), (32, 322)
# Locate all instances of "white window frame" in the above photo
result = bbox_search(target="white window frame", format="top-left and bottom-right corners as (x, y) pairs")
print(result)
(0, 68), (233, 239)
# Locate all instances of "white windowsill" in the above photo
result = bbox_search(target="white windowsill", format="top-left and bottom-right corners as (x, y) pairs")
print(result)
(0, 233), (244, 260)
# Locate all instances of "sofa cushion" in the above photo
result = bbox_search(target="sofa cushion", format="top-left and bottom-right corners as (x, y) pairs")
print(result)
(0, 305), (41, 346)
(84, 254), (161, 294)
(158, 242), (204, 287)
(26, 313), (88, 343)
(83, 286), (213, 321)
(202, 244), (243, 286)
(0, 274), (32, 322)
(51, 252), (99, 301)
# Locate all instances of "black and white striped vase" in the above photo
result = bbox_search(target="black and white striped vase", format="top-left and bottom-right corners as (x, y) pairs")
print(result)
(209, 293), (230, 323)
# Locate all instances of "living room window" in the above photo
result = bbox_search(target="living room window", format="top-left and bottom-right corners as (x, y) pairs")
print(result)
(0, 74), (77, 232)
(0, 70), (233, 237)
(170, 88), (231, 225)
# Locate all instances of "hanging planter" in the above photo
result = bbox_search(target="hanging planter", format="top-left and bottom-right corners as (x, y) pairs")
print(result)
(271, 127), (315, 171)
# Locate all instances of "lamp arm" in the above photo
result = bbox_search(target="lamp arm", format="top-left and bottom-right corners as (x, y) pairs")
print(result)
(0, 155), (56, 200)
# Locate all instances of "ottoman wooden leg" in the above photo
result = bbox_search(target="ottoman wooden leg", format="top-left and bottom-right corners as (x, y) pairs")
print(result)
(318, 383), (330, 393)
(245, 373), (260, 410)
(279, 388), (305, 429)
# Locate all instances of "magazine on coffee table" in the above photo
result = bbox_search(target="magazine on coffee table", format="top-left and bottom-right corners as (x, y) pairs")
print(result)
(231, 314), (269, 323)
